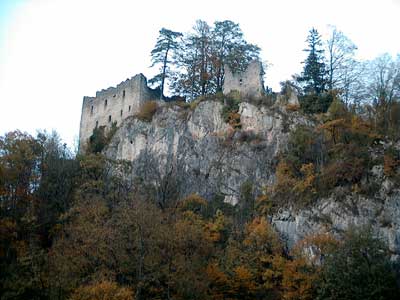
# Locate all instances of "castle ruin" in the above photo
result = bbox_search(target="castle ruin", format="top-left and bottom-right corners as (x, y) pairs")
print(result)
(79, 74), (159, 150)
(79, 60), (266, 151)
(223, 60), (264, 98)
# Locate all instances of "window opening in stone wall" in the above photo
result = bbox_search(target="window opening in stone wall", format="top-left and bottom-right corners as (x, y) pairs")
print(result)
(95, 121), (98, 127)
(91, 106), (93, 115)
(105, 99), (108, 107)
(123, 90), (126, 97)
(120, 110), (123, 116)
(129, 105), (131, 112)
(239, 78), (243, 85)
(108, 115), (111, 122)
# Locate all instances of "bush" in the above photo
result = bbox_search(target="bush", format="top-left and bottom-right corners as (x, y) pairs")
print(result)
(384, 146), (400, 178)
(136, 100), (158, 122)
(299, 92), (334, 114)
(70, 281), (134, 300)
(179, 193), (208, 216)
(236, 130), (262, 144)
(87, 121), (118, 154)
(286, 103), (300, 111)
(319, 144), (367, 191)
(287, 126), (322, 168)
(316, 227), (399, 300)
(221, 91), (241, 126)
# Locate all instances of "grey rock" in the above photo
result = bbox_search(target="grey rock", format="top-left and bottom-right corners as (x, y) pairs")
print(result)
(105, 98), (400, 259)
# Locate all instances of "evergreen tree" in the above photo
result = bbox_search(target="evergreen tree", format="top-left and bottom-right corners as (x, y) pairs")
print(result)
(299, 28), (326, 95)
(150, 28), (182, 99)
(316, 227), (399, 300)
(298, 28), (333, 113)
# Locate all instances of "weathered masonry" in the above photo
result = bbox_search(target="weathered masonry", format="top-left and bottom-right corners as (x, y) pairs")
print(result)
(223, 60), (265, 98)
(79, 74), (159, 151)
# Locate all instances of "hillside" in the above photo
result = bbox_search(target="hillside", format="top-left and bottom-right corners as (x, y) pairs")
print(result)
(101, 94), (400, 253)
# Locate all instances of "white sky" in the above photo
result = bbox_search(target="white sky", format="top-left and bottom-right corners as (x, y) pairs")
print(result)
(0, 0), (399, 147)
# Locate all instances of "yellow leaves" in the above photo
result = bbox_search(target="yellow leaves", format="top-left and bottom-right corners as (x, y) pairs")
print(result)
(204, 210), (230, 244)
(318, 118), (347, 144)
(282, 257), (317, 300)
(275, 160), (297, 191)
(262, 254), (286, 290)
(206, 262), (229, 285)
(136, 100), (158, 122)
(243, 216), (282, 255)
(69, 281), (134, 300)
(178, 193), (208, 215)
(233, 265), (253, 283)
(274, 160), (317, 205)
(286, 103), (300, 111)
(293, 163), (316, 195)
(291, 233), (339, 265)
(227, 111), (242, 129)
(255, 193), (272, 215)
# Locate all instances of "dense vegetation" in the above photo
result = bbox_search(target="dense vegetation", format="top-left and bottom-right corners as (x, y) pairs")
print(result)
(1, 22), (400, 299)
(1, 131), (398, 299)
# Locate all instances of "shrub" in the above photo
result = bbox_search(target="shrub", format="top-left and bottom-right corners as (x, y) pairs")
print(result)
(286, 103), (300, 111)
(299, 92), (334, 114)
(178, 193), (208, 216)
(87, 121), (118, 154)
(236, 130), (262, 144)
(383, 146), (399, 178)
(287, 126), (322, 168)
(316, 227), (399, 300)
(136, 100), (158, 122)
(70, 281), (134, 300)
(221, 91), (241, 126)
(226, 112), (242, 129)
(319, 155), (365, 191)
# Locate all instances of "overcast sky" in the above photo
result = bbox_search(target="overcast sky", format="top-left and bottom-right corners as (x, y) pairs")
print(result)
(0, 0), (399, 147)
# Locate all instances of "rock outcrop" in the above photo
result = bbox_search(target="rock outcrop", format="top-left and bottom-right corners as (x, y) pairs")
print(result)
(105, 99), (400, 257)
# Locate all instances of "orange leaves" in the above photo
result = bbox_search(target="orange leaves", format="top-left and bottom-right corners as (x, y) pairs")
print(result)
(318, 118), (347, 144)
(136, 101), (158, 122)
(70, 281), (134, 300)
(243, 216), (283, 258)
(232, 265), (257, 294)
(275, 160), (297, 192)
(281, 257), (316, 300)
(384, 153), (399, 177)
(293, 163), (316, 196)
(205, 263), (230, 300)
(178, 193), (208, 215)
(227, 111), (242, 129)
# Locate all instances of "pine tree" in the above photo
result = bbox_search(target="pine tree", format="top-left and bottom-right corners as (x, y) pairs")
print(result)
(300, 28), (326, 95)
(298, 28), (333, 113)
(150, 28), (182, 99)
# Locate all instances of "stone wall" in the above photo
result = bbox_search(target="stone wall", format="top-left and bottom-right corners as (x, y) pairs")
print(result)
(79, 74), (159, 151)
(223, 60), (264, 98)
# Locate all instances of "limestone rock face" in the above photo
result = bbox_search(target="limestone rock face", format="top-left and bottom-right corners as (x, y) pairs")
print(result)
(106, 100), (307, 204)
(272, 191), (400, 258)
(105, 99), (400, 257)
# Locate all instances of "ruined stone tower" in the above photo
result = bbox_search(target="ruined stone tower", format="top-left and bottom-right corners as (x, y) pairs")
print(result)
(79, 74), (159, 151)
(223, 60), (264, 98)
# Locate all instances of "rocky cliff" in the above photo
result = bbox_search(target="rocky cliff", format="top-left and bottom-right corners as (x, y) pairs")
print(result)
(105, 98), (400, 258)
